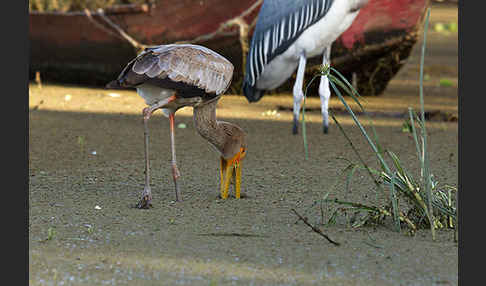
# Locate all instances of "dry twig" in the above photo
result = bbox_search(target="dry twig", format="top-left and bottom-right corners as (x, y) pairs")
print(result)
(291, 209), (340, 246)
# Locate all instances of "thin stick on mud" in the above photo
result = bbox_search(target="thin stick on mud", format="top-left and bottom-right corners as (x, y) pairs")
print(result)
(291, 209), (340, 246)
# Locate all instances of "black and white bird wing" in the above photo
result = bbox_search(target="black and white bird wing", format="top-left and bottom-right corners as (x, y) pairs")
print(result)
(242, 0), (334, 102)
(107, 44), (234, 96)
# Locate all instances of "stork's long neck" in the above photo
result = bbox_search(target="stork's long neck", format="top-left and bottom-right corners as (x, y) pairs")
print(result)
(193, 99), (227, 154)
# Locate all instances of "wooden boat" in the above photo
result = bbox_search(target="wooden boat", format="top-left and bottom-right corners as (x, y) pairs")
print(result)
(29, 0), (430, 96)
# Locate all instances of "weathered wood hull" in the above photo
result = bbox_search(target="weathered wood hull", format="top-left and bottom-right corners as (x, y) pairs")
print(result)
(29, 0), (430, 95)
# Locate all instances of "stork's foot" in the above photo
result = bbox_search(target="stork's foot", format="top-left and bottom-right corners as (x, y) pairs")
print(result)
(172, 165), (182, 202)
(136, 195), (153, 209)
(218, 193), (248, 200)
(136, 187), (153, 209)
(292, 125), (298, 135)
(323, 125), (329, 134)
(292, 117), (299, 135)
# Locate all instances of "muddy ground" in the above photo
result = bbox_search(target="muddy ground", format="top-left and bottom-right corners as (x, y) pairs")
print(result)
(29, 3), (458, 285)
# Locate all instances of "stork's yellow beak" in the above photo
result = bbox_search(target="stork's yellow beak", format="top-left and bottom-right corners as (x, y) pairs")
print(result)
(220, 147), (246, 199)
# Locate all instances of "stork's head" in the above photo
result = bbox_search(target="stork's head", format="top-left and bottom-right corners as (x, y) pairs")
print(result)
(220, 122), (247, 164)
(218, 122), (247, 199)
(192, 99), (247, 199)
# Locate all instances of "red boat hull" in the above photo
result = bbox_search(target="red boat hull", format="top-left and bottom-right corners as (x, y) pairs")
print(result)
(29, 0), (430, 95)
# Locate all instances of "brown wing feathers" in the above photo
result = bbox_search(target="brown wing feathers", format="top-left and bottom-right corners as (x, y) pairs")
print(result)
(107, 45), (234, 96)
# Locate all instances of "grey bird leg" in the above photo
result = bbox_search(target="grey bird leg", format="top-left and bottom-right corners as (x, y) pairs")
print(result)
(136, 95), (177, 209)
(168, 112), (182, 202)
(319, 46), (332, 134)
(292, 53), (307, 135)
(137, 107), (154, 209)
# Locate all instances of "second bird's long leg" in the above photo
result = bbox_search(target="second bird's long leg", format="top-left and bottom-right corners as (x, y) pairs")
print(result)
(137, 95), (177, 209)
(319, 46), (332, 134)
(169, 112), (182, 201)
(292, 52), (308, 135)
(137, 107), (154, 209)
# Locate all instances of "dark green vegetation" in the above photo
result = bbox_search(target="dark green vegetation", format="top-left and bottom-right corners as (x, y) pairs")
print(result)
(300, 8), (457, 240)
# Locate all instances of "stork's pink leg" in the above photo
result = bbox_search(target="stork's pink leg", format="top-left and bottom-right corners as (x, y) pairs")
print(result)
(137, 107), (154, 209)
(169, 113), (182, 201)
(136, 95), (177, 209)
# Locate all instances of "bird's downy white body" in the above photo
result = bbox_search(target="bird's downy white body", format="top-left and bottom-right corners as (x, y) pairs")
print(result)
(136, 83), (175, 117)
(137, 83), (174, 106)
(256, 0), (360, 90)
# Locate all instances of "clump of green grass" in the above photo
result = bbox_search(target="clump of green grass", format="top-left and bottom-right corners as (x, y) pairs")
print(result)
(401, 118), (413, 133)
(300, 8), (457, 240)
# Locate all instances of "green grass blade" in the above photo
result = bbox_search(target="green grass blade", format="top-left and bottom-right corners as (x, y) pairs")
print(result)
(330, 111), (384, 192)
(324, 198), (381, 213)
(390, 174), (401, 232)
(408, 108), (423, 163)
(328, 70), (384, 158)
(329, 80), (391, 174)
(419, 7), (436, 241)
(387, 150), (415, 190)
(420, 10), (430, 124)
(328, 73), (364, 112)
(329, 67), (366, 108)
(345, 164), (359, 194)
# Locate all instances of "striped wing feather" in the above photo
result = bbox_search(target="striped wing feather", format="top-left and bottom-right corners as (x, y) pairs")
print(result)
(117, 44), (234, 95)
(244, 0), (334, 87)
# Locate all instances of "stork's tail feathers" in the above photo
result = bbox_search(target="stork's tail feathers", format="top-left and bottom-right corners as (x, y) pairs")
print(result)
(242, 81), (264, 103)
(106, 79), (122, 89)
(105, 78), (134, 89)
